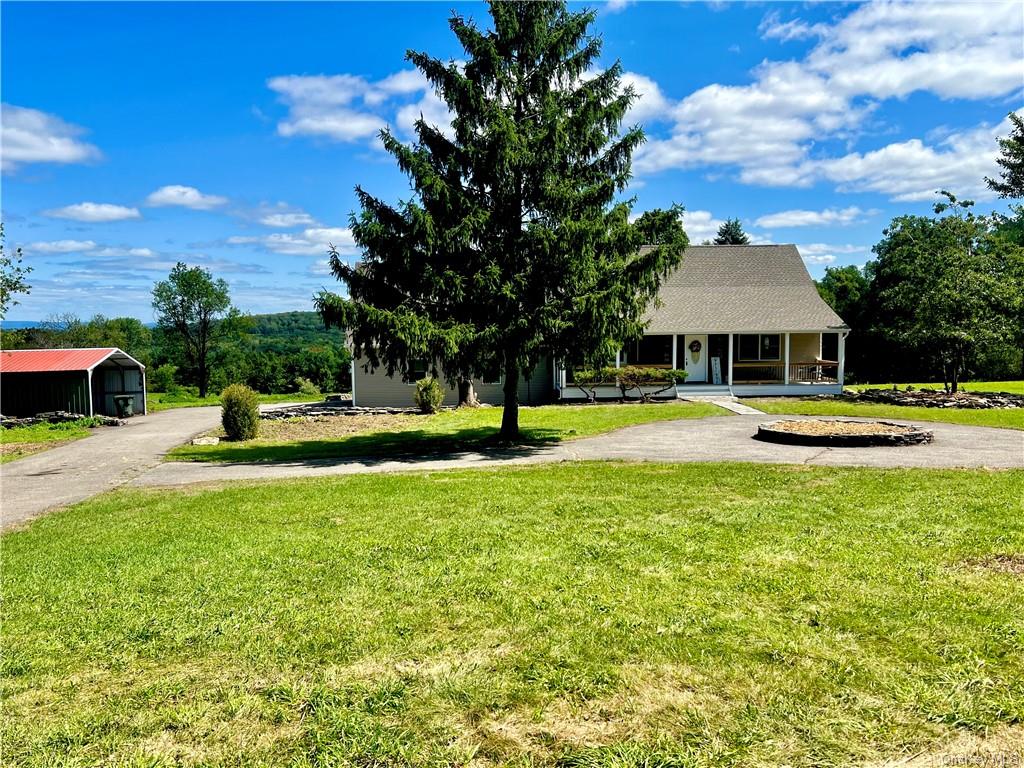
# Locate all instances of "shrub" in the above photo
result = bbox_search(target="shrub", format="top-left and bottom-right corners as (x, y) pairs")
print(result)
(149, 364), (177, 393)
(294, 376), (321, 397)
(221, 384), (260, 440)
(413, 376), (445, 414)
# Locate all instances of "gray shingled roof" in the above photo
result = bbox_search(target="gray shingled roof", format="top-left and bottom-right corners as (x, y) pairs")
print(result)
(643, 244), (848, 333)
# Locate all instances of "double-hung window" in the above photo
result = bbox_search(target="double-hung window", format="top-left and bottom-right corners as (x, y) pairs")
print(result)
(737, 334), (781, 361)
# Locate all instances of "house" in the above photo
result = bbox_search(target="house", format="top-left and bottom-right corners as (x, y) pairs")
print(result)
(0, 348), (147, 417)
(350, 244), (848, 407)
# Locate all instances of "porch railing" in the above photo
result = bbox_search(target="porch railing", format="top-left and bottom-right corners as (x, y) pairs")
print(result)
(731, 361), (839, 384)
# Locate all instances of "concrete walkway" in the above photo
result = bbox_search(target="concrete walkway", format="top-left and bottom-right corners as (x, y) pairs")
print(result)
(1, 406), (221, 531)
(679, 395), (766, 415)
(134, 414), (1023, 491)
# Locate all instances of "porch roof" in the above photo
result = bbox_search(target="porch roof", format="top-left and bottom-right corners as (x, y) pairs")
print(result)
(643, 244), (848, 333)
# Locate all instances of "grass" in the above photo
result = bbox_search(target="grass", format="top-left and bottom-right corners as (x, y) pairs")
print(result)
(850, 380), (1024, 395)
(747, 397), (1024, 430)
(0, 417), (102, 464)
(147, 391), (326, 412)
(169, 401), (726, 463)
(3, 462), (1022, 766)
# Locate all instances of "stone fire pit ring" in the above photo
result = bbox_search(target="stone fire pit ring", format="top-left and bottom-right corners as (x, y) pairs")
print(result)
(755, 419), (934, 447)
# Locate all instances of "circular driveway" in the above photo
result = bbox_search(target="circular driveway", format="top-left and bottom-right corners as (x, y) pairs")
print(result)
(133, 413), (1024, 492)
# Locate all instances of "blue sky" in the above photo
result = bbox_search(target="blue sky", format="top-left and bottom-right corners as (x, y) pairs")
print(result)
(2, 1), (1021, 321)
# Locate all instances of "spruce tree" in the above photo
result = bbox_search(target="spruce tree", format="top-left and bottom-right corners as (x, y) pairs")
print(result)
(986, 112), (1024, 199)
(713, 218), (750, 245)
(317, 1), (687, 439)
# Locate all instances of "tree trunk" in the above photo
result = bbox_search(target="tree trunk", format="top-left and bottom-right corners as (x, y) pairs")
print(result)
(458, 379), (480, 408)
(198, 361), (209, 398)
(499, 360), (519, 441)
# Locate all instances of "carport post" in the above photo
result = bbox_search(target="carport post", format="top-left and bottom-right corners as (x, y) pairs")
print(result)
(86, 369), (94, 417)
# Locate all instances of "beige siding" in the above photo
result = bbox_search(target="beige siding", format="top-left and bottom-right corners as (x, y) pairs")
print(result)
(353, 357), (553, 408)
(789, 333), (821, 362)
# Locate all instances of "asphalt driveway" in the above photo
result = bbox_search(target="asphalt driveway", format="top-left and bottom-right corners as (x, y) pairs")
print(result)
(1, 406), (221, 531)
(134, 414), (1024, 490)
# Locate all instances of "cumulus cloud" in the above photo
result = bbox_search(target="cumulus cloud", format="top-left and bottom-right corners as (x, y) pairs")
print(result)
(145, 185), (228, 210)
(27, 239), (97, 254)
(227, 226), (357, 256)
(681, 210), (727, 243)
(43, 202), (142, 222)
(1, 104), (101, 173)
(634, 2), (1023, 200)
(269, 69), (437, 143)
(260, 211), (317, 228)
(755, 206), (868, 228)
(797, 242), (870, 266)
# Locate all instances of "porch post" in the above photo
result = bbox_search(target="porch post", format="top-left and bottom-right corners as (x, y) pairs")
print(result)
(615, 349), (621, 369)
(784, 332), (790, 386)
(671, 334), (677, 370)
(838, 332), (847, 387)
(727, 333), (734, 388)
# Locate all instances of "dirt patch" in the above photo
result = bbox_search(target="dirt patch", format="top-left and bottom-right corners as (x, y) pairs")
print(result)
(0, 440), (72, 462)
(863, 724), (1023, 767)
(961, 554), (1024, 576)
(200, 413), (419, 443)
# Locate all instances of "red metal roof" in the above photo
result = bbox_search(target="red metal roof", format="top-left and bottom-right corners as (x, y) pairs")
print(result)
(0, 348), (121, 373)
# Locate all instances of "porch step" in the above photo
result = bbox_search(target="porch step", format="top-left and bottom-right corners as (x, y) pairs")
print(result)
(678, 395), (766, 416)
(676, 384), (731, 396)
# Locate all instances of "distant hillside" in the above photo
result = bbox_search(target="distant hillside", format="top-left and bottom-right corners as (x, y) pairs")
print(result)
(247, 311), (345, 353)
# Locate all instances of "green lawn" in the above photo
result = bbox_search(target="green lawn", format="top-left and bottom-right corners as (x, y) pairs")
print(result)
(850, 380), (1024, 395)
(169, 401), (726, 462)
(147, 391), (326, 412)
(0, 418), (101, 464)
(3, 463), (1022, 766)
(747, 397), (1024, 430)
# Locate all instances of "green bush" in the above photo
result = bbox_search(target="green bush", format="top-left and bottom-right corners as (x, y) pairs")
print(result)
(413, 377), (445, 414)
(294, 376), (321, 397)
(220, 384), (260, 441)
(149, 364), (177, 393)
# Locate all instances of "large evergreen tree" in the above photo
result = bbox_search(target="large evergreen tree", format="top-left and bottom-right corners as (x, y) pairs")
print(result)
(713, 218), (750, 245)
(986, 112), (1024, 199)
(317, 1), (687, 439)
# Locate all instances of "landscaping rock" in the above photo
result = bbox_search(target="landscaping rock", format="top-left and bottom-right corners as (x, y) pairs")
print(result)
(191, 436), (220, 446)
(0, 412), (125, 428)
(261, 403), (422, 420)
(833, 388), (1023, 409)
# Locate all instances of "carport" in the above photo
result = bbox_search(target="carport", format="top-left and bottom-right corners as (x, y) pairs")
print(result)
(0, 348), (147, 417)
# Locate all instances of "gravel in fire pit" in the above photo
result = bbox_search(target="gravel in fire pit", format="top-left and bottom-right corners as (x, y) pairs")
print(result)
(756, 419), (933, 447)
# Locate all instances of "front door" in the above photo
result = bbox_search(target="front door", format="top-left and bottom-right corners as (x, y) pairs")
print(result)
(683, 334), (708, 383)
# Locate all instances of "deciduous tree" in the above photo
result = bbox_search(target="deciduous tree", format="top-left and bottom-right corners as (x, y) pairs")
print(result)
(152, 263), (240, 397)
(0, 224), (31, 319)
(317, 0), (687, 439)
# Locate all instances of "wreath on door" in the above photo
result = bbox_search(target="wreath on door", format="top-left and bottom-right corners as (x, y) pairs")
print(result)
(688, 338), (702, 363)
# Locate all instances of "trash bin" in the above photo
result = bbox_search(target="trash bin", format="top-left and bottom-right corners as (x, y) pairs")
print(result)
(113, 395), (135, 417)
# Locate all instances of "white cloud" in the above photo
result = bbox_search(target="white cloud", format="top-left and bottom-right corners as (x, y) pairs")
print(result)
(93, 246), (158, 258)
(634, 2), (1023, 200)
(755, 206), (867, 228)
(802, 253), (836, 265)
(797, 242), (870, 265)
(27, 239), (97, 254)
(812, 118), (1011, 201)
(227, 226), (357, 256)
(260, 211), (317, 228)
(269, 73), (399, 142)
(43, 202), (142, 222)
(1, 104), (101, 173)
(605, 0), (634, 14)
(681, 210), (726, 243)
(145, 185), (228, 210)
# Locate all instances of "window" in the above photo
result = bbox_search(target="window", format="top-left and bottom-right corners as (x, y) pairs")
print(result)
(737, 334), (781, 361)
(406, 358), (429, 383)
(480, 363), (501, 385)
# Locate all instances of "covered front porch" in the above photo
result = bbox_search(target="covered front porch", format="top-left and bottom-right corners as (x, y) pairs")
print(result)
(557, 330), (847, 400)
